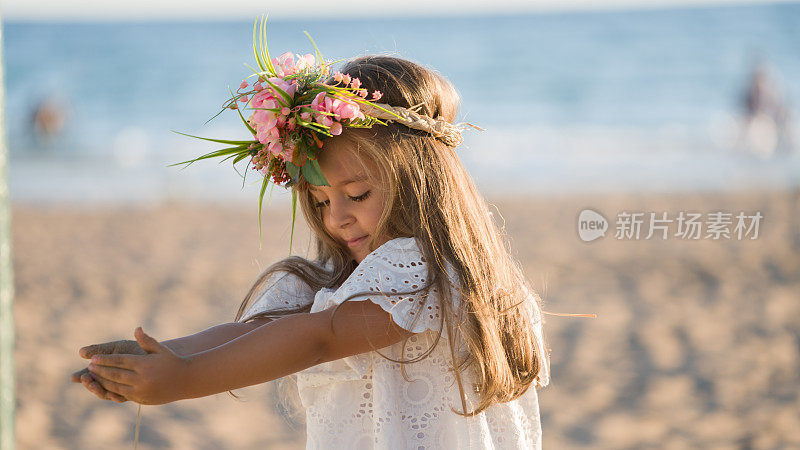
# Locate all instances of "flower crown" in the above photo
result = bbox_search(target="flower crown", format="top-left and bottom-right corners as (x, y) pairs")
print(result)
(170, 16), (479, 248)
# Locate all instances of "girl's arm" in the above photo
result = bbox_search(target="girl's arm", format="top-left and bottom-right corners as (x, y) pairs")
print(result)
(162, 319), (272, 355)
(87, 299), (413, 405)
(72, 318), (273, 402)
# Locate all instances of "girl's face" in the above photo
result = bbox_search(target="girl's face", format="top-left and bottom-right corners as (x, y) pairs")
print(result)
(309, 141), (391, 263)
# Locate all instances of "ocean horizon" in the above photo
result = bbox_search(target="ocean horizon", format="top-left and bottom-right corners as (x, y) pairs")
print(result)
(5, 2), (800, 203)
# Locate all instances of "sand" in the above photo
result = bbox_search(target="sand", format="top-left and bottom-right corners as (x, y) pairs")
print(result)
(11, 188), (800, 449)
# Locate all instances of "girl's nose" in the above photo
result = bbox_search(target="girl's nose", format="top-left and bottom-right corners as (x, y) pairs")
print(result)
(329, 198), (355, 228)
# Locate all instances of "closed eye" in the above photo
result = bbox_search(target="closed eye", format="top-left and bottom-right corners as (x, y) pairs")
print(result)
(349, 190), (371, 202)
(314, 190), (371, 208)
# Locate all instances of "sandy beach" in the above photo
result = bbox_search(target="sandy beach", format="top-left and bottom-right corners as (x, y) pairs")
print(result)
(11, 188), (800, 449)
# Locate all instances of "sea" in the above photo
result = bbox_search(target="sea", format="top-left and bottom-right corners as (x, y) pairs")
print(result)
(4, 2), (800, 205)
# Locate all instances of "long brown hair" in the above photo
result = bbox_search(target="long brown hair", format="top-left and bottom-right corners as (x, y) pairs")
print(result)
(236, 55), (548, 416)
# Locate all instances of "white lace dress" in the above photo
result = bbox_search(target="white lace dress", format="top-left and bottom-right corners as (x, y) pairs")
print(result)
(240, 237), (550, 449)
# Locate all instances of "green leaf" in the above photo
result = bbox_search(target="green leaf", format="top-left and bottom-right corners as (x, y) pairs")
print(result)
(299, 106), (336, 117)
(263, 79), (293, 107)
(314, 83), (344, 93)
(300, 159), (329, 186)
(219, 148), (251, 164)
(228, 87), (256, 136)
(203, 103), (232, 126)
(250, 107), (282, 113)
(252, 19), (267, 73)
(303, 31), (325, 69)
(167, 145), (250, 168)
(269, 179), (276, 204)
(314, 83), (363, 97)
(244, 63), (269, 82)
(285, 161), (300, 180)
(260, 15), (278, 76)
(295, 119), (333, 136)
(289, 189), (298, 254)
(219, 153), (239, 164)
(304, 140), (319, 160)
(232, 152), (251, 165)
(170, 130), (254, 146)
(257, 174), (270, 249)
(239, 157), (250, 189)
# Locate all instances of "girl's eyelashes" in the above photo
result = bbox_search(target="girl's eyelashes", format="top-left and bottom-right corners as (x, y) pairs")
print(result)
(350, 190), (371, 202)
(314, 190), (371, 208)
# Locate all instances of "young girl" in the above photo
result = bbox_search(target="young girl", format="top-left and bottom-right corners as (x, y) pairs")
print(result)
(72, 55), (550, 448)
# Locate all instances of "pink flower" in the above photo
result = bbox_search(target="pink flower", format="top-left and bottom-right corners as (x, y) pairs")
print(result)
(329, 99), (343, 119)
(265, 98), (279, 110)
(358, 89), (368, 98)
(267, 77), (297, 98)
(315, 113), (333, 128)
(238, 95), (249, 102)
(257, 125), (279, 146)
(281, 107), (291, 116)
(372, 90), (382, 100)
(312, 92), (326, 109)
(277, 51), (294, 64)
(333, 99), (360, 120)
(296, 53), (315, 71)
(252, 110), (276, 126)
(268, 141), (283, 157)
(281, 146), (294, 162)
(350, 77), (361, 90)
(330, 122), (342, 135)
(333, 71), (343, 83)
(342, 74), (351, 86)
(272, 52), (296, 77)
(240, 81), (249, 89)
(256, 130), (268, 145)
(300, 112), (311, 122)
(251, 90), (276, 109)
(254, 82), (264, 91)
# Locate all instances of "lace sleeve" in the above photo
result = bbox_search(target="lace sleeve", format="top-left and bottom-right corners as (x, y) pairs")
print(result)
(325, 237), (451, 334)
(239, 271), (317, 323)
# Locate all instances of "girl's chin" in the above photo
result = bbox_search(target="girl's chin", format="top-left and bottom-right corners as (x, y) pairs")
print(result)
(352, 251), (367, 264)
(346, 236), (387, 263)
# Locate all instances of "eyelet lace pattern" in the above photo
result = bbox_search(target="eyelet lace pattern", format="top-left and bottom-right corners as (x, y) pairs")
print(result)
(241, 237), (549, 449)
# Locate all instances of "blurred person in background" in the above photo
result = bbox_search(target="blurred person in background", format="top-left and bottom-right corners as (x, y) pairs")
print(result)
(29, 95), (68, 149)
(740, 58), (796, 158)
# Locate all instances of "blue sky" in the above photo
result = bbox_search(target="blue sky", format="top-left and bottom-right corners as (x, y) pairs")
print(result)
(2, 0), (796, 21)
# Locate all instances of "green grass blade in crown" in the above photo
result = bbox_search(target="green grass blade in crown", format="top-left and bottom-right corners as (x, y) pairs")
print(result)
(169, 14), (402, 251)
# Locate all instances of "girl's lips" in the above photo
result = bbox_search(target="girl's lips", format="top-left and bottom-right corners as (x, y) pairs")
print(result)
(346, 235), (367, 247)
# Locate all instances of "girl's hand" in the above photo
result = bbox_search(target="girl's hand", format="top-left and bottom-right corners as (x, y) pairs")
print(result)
(71, 339), (146, 403)
(87, 327), (192, 405)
